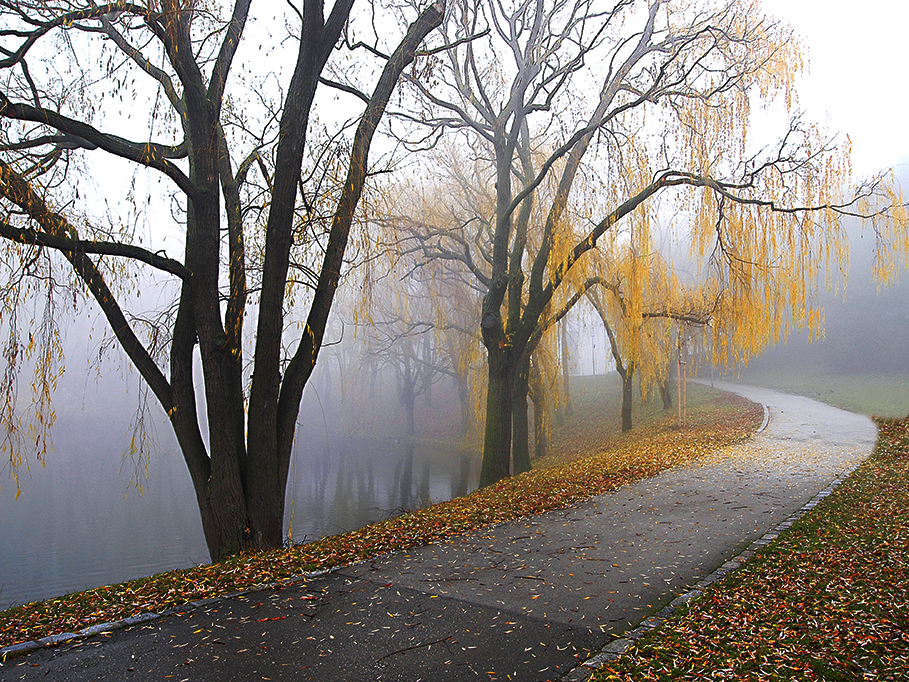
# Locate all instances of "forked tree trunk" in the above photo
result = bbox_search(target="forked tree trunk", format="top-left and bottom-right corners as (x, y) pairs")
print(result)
(201, 2), (444, 560)
(0, 1), (446, 563)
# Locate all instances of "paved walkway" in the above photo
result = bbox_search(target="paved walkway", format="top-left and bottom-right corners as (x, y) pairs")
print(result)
(0, 384), (877, 681)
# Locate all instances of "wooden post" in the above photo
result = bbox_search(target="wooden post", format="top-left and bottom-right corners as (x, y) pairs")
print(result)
(682, 359), (687, 426)
(677, 354), (683, 427)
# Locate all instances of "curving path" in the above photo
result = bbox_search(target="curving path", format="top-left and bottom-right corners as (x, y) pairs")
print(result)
(0, 384), (878, 681)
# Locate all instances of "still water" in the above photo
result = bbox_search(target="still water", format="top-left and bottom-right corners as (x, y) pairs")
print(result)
(0, 381), (475, 610)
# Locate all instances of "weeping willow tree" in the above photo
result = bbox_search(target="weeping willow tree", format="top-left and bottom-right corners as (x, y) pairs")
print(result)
(390, 0), (905, 488)
(384, 135), (587, 476)
(370, 164), (490, 447)
(585, 232), (720, 433)
(0, 0), (446, 560)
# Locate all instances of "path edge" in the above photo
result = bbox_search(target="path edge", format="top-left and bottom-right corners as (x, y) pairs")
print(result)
(561, 418), (869, 681)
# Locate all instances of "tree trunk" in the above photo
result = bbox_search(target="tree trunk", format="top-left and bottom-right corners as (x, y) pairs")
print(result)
(401, 353), (417, 436)
(659, 376), (674, 410)
(404, 389), (416, 436)
(479, 347), (513, 487)
(512, 357), (532, 475)
(559, 321), (573, 421)
(533, 400), (548, 459)
(620, 363), (635, 433)
(529, 362), (549, 460)
(399, 443), (415, 507)
(0, 0), (446, 564)
(455, 453), (471, 498)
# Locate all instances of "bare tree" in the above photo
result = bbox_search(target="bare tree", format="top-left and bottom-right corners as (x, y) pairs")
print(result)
(0, 0), (444, 559)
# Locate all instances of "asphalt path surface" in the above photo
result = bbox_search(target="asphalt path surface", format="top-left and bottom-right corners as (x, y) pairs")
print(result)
(0, 383), (877, 681)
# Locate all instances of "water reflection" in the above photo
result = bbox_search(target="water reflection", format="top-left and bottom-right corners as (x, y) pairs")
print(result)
(1, 420), (476, 610)
(285, 437), (475, 546)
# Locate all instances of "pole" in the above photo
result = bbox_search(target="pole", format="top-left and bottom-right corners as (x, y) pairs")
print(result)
(677, 354), (682, 427)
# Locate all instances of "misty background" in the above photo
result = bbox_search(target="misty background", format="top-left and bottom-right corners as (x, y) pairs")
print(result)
(2, 0), (908, 616)
(3, 197), (907, 611)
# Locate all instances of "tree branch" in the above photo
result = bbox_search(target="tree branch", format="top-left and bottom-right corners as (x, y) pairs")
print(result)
(0, 220), (191, 280)
(277, 0), (446, 440)
(0, 160), (174, 411)
(0, 2), (150, 69)
(318, 76), (370, 104)
(0, 95), (197, 197)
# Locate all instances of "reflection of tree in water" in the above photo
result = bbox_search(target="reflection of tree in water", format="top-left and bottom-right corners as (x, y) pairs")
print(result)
(454, 454), (472, 500)
(286, 424), (478, 545)
(394, 444), (415, 510)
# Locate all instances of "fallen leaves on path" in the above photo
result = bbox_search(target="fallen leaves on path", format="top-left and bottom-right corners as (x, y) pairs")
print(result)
(0, 387), (760, 651)
(594, 417), (909, 682)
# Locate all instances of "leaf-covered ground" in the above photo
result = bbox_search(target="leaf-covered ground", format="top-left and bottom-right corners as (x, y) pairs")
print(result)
(594, 416), (909, 682)
(0, 384), (760, 650)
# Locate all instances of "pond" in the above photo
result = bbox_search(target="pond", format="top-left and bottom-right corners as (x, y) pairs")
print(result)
(0, 382), (475, 611)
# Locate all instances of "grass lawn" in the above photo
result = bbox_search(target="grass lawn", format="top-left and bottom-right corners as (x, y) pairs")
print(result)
(0, 378), (760, 652)
(728, 367), (909, 419)
(593, 416), (909, 681)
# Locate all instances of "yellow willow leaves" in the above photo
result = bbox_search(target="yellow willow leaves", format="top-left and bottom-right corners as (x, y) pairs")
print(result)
(871, 178), (909, 285)
(0, 271), (64, 495)
(586, 237), (696, 398)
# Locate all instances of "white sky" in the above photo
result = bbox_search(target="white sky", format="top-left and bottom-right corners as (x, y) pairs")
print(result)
(760, 0), (909, 178)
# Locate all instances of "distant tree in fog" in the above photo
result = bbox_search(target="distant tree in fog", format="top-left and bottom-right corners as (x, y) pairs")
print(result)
(586, 240), (717, 433)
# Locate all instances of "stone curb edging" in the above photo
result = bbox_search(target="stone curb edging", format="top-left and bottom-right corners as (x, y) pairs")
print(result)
(757, 403), (771, 433)
(0, 567), (339, 663)
(561, 427), (867, 681)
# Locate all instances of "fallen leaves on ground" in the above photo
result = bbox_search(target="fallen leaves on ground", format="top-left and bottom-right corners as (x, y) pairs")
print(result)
(0, 385), (760, 650)
(594, 416), (909, 682)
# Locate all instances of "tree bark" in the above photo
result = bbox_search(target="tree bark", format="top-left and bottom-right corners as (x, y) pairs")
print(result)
(529, 361), (549, 460)
(512, 356), (532, 475)
(560, 322), (574, 421)
(479, 345), (513, 487)
(620, 363), (635, 433)
(659, 376), (674, 410)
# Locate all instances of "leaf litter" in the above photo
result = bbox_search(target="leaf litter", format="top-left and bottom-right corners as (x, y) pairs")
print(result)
(594, 416), (909, 681)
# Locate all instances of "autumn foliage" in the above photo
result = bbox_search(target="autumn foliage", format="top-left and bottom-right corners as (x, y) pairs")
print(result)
(595, 416), (909, 681)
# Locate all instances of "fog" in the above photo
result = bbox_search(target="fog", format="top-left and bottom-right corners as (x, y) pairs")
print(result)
(7, 191), (909, 609)
(732, 204), (909, 418)
(0, 295), (485, 609)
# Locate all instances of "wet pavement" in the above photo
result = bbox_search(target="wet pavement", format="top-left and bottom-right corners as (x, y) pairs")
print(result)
(0, 383), (878, 681)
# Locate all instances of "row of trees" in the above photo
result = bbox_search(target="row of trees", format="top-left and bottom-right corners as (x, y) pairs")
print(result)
(0, 0), (904, 560)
